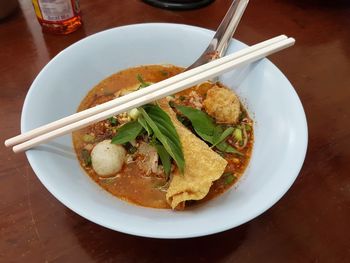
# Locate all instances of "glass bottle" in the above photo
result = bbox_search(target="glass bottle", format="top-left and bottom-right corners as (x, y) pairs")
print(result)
(32, 0), (82, 35)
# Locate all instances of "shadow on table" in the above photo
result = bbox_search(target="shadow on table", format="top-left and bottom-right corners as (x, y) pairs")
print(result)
(66, 208), (248, 262)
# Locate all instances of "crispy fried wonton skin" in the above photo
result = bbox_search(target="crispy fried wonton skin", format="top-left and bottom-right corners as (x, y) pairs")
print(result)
(159, 100), (228, 209)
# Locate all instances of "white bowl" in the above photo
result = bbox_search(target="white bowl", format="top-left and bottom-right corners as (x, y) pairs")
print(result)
(22, 23), (307, 238)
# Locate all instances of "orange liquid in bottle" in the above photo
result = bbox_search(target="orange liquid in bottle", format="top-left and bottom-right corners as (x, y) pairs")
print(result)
(32, 0), (82, 35)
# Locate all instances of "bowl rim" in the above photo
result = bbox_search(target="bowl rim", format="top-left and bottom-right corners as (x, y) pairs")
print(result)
(22, 23), (308, 239)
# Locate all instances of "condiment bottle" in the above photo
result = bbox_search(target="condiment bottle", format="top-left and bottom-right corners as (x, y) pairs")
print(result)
(32, 0), (82, 35)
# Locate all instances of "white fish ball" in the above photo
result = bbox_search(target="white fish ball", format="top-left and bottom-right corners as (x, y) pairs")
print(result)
(91, 140), (126, 176)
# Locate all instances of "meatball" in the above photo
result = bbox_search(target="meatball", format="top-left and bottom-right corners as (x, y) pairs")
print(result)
(91, 140), (126, 176)
(203, 85), (241, 124)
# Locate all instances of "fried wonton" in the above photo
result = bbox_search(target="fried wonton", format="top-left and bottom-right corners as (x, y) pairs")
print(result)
(159, 100), (228, 209)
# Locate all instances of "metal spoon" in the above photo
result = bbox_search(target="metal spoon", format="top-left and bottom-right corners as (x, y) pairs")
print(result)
(186, 0), (249, 71)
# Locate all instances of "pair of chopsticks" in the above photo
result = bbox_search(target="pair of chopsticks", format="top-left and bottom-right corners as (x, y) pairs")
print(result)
(5, 35), (295, 153)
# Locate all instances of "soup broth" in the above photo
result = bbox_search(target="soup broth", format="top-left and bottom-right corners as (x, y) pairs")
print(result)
(73, 65), (253, 209)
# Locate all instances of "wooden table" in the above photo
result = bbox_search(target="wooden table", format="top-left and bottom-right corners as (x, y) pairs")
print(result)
(1, 0), (349, 262)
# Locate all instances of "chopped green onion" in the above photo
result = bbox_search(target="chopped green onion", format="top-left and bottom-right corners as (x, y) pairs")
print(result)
(233, 127), (243, 142)
(81, 149), (92, 166)
(160, 70), (169, 77)
(83, 134), (95, 143)
(128, 108), (140, 120)
(222, 172), (236, 185)
(136, 74), (151, 88)
(108, 116), (118, 126)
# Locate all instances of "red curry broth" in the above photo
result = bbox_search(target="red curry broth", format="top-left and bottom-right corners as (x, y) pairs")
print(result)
(72, 65), (253, 209)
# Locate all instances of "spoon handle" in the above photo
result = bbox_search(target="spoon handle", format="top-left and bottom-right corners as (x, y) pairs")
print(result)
(186, 0), (249, 70)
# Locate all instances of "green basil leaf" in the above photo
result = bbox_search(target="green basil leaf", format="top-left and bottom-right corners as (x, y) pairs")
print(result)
(154, 144), (171, 176)
(111, 120), (143, 144)
(144, 105), (182, 154)
(175, 105), (216, 143)
(212, 127), (235, 147)
(138, 115), (152, 136)
(212, 125), (223, 142)
(139, 105), (185, 174)
(174, 104), (242, 155)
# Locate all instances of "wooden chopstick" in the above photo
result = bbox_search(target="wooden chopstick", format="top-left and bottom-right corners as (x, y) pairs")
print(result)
(5, 35), (288, 148)
(8, 36), (295, 153)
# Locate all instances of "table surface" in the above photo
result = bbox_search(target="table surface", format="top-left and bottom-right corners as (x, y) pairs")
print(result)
(1, 0), (349, 262)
